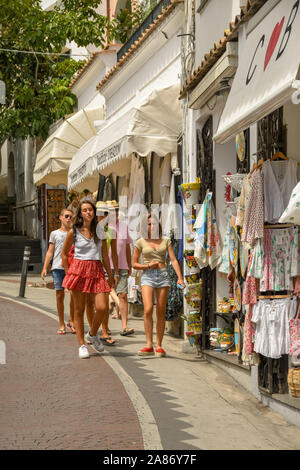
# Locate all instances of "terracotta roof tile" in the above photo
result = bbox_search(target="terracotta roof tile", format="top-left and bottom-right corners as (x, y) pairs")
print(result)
(96, 0), (180, 90)
(69, 46), (121, 88)
(179, 0), (267, 98)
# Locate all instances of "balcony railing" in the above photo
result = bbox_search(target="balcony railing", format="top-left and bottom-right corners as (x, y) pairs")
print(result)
(117, 0), (172, 62)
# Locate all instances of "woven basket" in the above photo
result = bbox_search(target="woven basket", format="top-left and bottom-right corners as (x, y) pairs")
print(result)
(287, 368), (300, 397)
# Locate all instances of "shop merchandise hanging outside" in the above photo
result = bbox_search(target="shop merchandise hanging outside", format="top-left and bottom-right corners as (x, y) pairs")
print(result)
(216, 153), (300, 387)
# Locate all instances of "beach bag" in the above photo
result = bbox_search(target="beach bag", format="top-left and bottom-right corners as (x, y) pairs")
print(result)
(287, 368), (300, 398)
(279, 181), (300, 224)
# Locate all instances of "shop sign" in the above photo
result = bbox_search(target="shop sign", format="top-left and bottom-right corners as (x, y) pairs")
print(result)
(71, 162), (87, 184)
(95, 139), (123, 170)
(246, 0), (299, 86)
(214, 0), (300, 143)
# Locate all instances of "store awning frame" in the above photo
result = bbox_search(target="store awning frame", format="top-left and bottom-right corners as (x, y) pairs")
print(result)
(33, 107), (104, 186)
(68, 83), (181, 192)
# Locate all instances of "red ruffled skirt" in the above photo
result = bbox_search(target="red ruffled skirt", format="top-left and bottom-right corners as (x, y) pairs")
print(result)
(62, 258), (110, 294)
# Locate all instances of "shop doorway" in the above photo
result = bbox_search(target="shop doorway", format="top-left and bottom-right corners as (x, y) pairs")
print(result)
(196, 116), (216, 349)
(256, 106), (289, 395)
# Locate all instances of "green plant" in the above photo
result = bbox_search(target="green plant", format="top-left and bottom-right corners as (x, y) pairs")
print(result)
(111, 1), (157, 43)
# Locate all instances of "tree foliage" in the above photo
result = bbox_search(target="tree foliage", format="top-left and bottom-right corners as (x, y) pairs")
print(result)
(0, 0), (157, 144)
(0, 0), (109, 143)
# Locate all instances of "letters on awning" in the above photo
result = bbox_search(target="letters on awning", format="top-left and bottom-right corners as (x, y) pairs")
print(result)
(68, 83), (181, 192)
(214, 0), (300, 143)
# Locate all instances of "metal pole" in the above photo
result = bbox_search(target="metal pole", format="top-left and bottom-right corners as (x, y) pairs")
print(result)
(19, 245), (31, 298)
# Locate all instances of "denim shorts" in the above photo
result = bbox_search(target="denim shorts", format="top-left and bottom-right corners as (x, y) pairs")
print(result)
(140, 268), (170, 289)
(52, 269), (65, 290)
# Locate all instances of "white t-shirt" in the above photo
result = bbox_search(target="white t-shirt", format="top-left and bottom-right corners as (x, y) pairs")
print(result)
(49, 229), (68, 270)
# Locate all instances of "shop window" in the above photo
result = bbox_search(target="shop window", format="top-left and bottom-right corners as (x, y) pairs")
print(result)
(257, 107), (286, 161)
(256, 107), (289, 395)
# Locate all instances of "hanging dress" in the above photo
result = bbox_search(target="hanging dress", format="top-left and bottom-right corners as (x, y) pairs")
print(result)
(263, 159), (297, 223)
(241, 169), (264, 248)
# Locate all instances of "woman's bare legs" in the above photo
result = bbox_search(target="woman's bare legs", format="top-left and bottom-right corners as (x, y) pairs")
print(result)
(68, 291), (75, 327)
(90, 292), (108, 337)
(110, 289), (120, 318)
(85, 294), (95, 330)
(72, 290), (87, 346)
(155, 287), (169, 348)
(141, 285), (154, 348)
(56, 290), (66, 331)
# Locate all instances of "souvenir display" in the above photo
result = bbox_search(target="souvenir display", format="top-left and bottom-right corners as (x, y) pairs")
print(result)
(239, 241), (248, 279)
(233, 278), (241, 311)
(229, 226), (238, 269)
(184, 251), (198, 269)
(185, 273), (201, 285)
(217, 298), (235, 313)
(234, 318), (241, 355)
(186, 331), (201, 348)
(236, 131), (246, 162)
(179, 182), (201, 206)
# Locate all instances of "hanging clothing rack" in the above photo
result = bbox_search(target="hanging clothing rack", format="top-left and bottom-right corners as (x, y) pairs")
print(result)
(264, 223), (295, 229)
(258, 294), (294, 299)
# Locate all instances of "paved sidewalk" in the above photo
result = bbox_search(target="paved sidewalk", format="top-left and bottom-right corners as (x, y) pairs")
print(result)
(1, 274), (300, 450)
(0, 296), (143, 450)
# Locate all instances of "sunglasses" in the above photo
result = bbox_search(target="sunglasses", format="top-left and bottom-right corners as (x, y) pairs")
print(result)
(64, 214), (72, 219)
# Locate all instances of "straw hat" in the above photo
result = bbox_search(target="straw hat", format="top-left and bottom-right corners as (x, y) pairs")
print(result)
(106, 200), (119, 211)
(96, 201), (109, 215)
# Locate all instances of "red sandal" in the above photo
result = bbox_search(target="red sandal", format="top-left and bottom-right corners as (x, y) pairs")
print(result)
(138, 347), (155, 356)
(156, 347), (166, 357)
(67, 322), (76, 334)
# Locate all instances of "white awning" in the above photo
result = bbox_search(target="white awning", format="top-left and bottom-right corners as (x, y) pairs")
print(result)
(68, 83), (181, 192)
(33, 107), (104, 186)
(214, 0), (300, 143)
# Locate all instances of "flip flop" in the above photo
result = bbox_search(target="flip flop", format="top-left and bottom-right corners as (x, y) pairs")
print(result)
(67, 322), (76, 334)
(100, 336), (115, 346)
(57, 329), (66, 335)
(112, 313), (121, 319)
(120, 328), (135, 336)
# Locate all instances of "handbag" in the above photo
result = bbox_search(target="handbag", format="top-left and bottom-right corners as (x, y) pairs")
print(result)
(287, 368), (300, 398)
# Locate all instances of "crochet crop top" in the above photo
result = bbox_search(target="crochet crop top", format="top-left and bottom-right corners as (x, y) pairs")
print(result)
(135, 238), (171, 265)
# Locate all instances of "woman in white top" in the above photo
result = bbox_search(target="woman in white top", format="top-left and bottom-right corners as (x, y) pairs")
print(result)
(62, 198), (114, 359)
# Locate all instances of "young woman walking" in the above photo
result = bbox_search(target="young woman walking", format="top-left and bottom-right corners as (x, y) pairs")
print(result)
(132, 213), (185, 357)
(61, 198), (114, 359)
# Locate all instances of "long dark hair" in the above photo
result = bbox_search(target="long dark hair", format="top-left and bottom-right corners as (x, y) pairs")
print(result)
(74, 197), (98, 241)
(147, 212), (162, 239)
